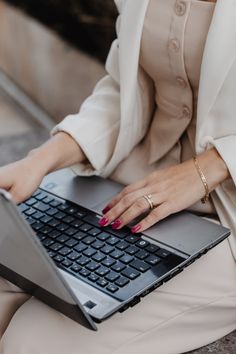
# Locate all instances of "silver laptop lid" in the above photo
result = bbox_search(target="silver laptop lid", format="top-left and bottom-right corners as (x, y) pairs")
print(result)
(0, 189), (97, 330)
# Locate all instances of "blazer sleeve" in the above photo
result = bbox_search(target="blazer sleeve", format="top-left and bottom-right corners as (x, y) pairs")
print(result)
(51, 3), (123, 176)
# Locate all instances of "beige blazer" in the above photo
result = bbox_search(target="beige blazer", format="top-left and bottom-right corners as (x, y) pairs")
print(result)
(53, 0), (236, 258)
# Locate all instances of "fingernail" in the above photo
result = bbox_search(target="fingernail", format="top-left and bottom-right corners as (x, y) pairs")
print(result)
(112, 219), (122, 230)
(98, 217), (109, 227)
(131, 224), (141, 234)
(102, 205), (111, 214)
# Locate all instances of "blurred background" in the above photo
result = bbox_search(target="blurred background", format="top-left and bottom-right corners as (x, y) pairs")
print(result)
(0, 2), (235, 352)
(0, 0), (117, 165)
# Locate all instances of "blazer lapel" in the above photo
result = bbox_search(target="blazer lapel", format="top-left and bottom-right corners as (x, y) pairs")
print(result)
(196, 0), (236, 144)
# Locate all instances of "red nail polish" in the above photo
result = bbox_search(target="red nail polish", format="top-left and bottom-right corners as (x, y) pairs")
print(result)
(131, 224), (141, 233)
(112, 219), (122, 230)
(102, 206), (111, 214)
(99, 217), (109, 227)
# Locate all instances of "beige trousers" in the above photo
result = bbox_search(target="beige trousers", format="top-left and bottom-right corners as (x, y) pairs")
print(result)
(0, 239), (235, 354)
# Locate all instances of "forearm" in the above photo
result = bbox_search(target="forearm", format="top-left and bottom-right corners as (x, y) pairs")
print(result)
(27, 132), (86, 175)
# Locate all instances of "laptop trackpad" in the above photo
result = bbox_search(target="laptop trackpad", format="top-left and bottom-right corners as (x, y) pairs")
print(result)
(41, 169), (123, 214)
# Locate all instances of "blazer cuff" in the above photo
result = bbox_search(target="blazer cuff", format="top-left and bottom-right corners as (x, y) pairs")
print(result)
(200, 135), (236, 184)
(51, 114), (120, 176)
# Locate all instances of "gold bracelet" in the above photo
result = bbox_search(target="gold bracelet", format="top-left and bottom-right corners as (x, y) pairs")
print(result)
(193, 156), (210, 204)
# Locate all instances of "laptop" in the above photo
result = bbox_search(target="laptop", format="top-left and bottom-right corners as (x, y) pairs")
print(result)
(0, 168), (230, 331)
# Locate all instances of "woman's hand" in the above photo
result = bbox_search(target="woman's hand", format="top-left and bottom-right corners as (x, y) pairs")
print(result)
(0, 156), (46, 204)
(99, 148), (229, 233)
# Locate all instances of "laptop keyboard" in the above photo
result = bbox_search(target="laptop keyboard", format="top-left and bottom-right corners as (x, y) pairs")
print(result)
(18, 189), (184, 300)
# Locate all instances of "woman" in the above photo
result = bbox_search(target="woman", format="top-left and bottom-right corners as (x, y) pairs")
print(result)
(0, 0), (235, 353)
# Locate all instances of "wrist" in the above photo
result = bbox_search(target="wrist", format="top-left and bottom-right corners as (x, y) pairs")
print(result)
(197, 148), (229, 191)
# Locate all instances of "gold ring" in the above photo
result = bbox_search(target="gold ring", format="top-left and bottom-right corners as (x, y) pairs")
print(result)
(143, 194), (155, 210)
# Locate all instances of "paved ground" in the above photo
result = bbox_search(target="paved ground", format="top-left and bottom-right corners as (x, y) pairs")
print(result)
(0, 86), (235, 353)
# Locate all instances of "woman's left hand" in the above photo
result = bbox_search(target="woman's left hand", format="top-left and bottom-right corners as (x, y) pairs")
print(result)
(99, 149), (229, 233)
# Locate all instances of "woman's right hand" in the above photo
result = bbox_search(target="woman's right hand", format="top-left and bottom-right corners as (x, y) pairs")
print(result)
(0, 156), (47, 204)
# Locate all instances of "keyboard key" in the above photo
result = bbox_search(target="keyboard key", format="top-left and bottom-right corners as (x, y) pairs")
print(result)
(35, 191), (48, 201)
(125, 235), (140, 244)
(120, 254), (134, 264)
(32, 211), (44, 220)
(55, 212), (66, 220)
(49, 243), (63, 252)
(56, 223), (69, 232)
(121, 267), (140, 280)
(34, 202), (50, 212)
(70, 263), (82, 273)
(95, 266), (110, 277)
(82, 236), (95, 245)
(110, 250), (124, 260)
(145, 244), (160, 253)
(65, 238), (78, 248)
(73, 231), (86, 241)
(105, 271), (120, 282)
(79, 268), (91, 277)
(116, 241), (129, 250)
(63, 216), (75, 224)
(31, 221), (44, 231)
(126, 245), (139, 255)
(136, 239), (150, 249)
(47, 251), (56, 258)
(92, 252), (106, 262)
(88, 273), (99, 282)
(74, 244), (88, 253)
(62, 259), (73, 268)
(25, 198), (37, 206)
(77, 256), (90, 266)
(40, 226), (53, 235)
(66, 206), (81, 215)
(156, 249), (171, 259)
(86, 262), (100, 272)
(18, 204), (29, 213)
(49, 200), (62, 208)
(130, 260), (150, 273)
(96, 278), (108, 287)
(107, 236), (119, 246)
(83, 247), (96, 257)
(67, 251), (81, 261)
(88, 228), (101, 237)
(106, 284), (119, 293)
(109, 228), (130, 238)
(37, 233), (46, 241)
(65, 228), (77, 236)
(26, 217), (35, 225)
(101, 245), (114, 255)
(42, 238), (54, 247)
(101, 257), (116, 267)
(91, 240), (105, 250)
(40, 211), (52, 224)
(146, 255), (161, 266)
(59, 247), (72, 256)
(48, 230), (61, 239)
(53, 255), (64, 263)
(136, 250), (149, 260)
(71, 219), (83, 228)
(111, 261), (126, 272)
(83, 214), (101, 227)
(46, 208), (58, 216)
(48, 218), (60, 227)
(115, 276), (130, 287)
(79, 224), (92, 232)
(56, 235), (70, 243)
(32, 190), (41, 198)
(58, 203), (70, 212)
(97, 232), (110, 241)
(25, 208), (37, 216)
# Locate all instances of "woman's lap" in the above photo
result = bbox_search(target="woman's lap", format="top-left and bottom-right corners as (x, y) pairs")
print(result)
(0, 239), (235, 354)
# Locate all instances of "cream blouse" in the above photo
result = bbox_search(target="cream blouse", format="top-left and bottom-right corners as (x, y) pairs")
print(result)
(110, 0), (217, 215)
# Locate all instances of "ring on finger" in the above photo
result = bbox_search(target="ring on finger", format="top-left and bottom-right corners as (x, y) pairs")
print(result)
(143, 194), (155, 211)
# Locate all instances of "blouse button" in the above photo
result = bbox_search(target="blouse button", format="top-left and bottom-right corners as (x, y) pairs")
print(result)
(175, 1), (187, 16)
(176, 77), (187, 88)
(182, 105), (191, 118)
(168, 38), (180, 52)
